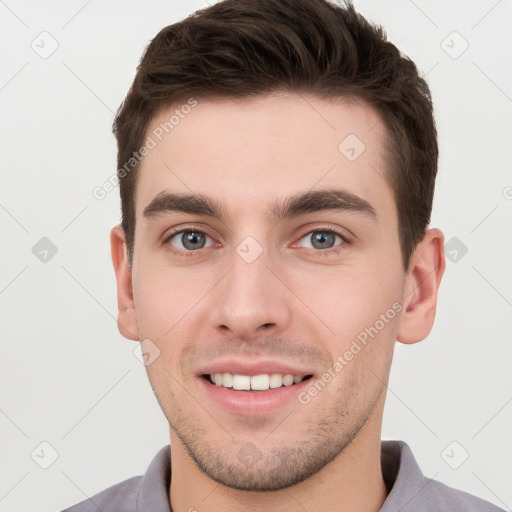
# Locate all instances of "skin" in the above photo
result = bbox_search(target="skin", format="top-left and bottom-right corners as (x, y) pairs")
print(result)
(111, 92), (445, 512)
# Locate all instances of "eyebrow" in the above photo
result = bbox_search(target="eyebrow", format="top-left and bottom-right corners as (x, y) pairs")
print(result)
(142, 187), (377, 223)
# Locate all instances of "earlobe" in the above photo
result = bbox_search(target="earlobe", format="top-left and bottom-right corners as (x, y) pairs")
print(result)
(396, 228), (445, 345)
(110, 225), (140, 341)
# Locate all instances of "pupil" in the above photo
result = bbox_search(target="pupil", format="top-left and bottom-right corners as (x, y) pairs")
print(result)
(311, 231), (334, 249)
(183, 232), (205, 250)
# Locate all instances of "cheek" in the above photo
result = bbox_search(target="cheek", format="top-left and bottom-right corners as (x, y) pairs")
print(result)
(321, 266), (400, 313)
(305, 270), (401, 409)
(132, 263), (207, 340)
(304, 263), (403, 354)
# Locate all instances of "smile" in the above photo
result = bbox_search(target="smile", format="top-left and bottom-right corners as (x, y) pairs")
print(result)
(205, 372), (313, 391)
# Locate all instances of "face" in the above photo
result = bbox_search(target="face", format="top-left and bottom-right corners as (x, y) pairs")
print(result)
(126, 93), (408, 490)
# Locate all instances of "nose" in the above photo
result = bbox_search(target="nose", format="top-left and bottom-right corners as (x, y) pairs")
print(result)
(210, 244), (292, 341)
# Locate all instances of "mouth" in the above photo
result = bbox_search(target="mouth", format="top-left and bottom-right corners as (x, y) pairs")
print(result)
(202, 372), (314, 391)
(196, 359), (317, 415)
(199, 371), (315, 416)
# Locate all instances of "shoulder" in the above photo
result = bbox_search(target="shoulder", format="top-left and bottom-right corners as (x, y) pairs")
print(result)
(418, 478), (505, 511)
(60, 445), (171, 512)
(60, 476), (142, 512)
(381, 441), (505, 512)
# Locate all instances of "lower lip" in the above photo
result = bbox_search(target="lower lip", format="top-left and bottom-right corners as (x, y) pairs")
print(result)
(198, 376), (312, 416)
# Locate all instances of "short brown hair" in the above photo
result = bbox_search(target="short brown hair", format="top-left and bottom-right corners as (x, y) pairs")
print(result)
(113, 0), (437, 270)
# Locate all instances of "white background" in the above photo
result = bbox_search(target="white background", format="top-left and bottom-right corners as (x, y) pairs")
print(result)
(1, 1), (511, 511)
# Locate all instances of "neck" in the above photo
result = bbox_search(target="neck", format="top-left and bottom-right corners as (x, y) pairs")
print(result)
(168, 414), (388, 512)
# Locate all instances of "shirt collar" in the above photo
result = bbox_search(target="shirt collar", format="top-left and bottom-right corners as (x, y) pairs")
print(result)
(380, 440), (436, 512)
(136, 445), (172, 512)
(135, 440), (424, 512)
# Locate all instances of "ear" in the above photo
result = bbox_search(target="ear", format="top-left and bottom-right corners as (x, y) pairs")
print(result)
(397, 228), (445, 344)
(111, 225), (139, 341)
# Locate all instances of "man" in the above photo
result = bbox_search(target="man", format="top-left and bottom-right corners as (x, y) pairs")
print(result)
(63, 0), (504, 510)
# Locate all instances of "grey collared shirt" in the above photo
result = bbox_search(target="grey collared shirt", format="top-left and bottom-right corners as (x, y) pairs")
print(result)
(61, 440), (504, 511)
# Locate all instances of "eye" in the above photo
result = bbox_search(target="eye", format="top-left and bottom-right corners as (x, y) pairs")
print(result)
(168, 230), (215, 251)
(298, 230), (346, 250)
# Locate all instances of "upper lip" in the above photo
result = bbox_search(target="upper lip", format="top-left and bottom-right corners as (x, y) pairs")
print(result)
(196, 358), (314, 377)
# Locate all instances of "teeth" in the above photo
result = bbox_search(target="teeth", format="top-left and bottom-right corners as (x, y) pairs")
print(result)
(269, 373), (283, 388)
(233, 375), (251, 390)
(209, 373), (306, 391)
(251, 374), (270, 390)
(222, 373), (233, 388)
(282, 374), (294, 386)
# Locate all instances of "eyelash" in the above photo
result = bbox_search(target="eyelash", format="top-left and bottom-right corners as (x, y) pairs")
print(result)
(163, 225), (353, 258)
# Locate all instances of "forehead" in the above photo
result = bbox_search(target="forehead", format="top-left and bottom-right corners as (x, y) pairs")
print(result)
(135, 93), (394, 223)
